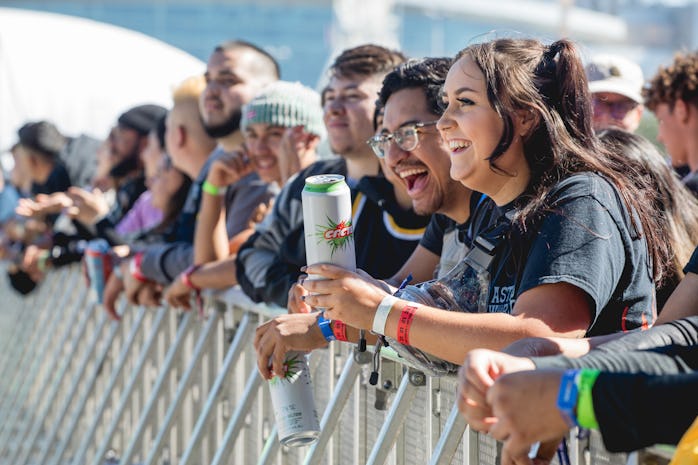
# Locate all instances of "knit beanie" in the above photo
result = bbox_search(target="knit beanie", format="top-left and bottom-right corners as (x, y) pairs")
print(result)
(241, 81), (325, 138)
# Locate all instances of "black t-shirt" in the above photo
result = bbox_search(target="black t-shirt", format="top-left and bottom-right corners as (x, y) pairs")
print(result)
(472, 172), (655, 336)
(683, 245), (698, 275)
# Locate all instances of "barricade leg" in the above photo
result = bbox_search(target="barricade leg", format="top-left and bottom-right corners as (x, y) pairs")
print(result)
(142, 309), (221, 465)
(117, 311), (195, 465)
(87, 306), (169, 465)
(178, 311), (254, 465)
(10, 300), (99, 465)
(365, 370), (421, 465)
(428, 403), (467, 465)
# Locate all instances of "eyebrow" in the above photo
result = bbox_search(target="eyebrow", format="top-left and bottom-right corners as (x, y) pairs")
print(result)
(441, 86), (477, 99)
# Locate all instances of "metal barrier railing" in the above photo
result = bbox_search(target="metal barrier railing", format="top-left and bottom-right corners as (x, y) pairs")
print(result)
(0, 265), (637, 465)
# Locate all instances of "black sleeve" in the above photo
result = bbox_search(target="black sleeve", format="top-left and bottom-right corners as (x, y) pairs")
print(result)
(593, 372), (698, 452)
(531, 317), (698, 373)
(419, 214), (449, 256)
(683, 245), (698, 275)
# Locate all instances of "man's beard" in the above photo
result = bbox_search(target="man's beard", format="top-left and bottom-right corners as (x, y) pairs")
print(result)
(202, 108), (242, 139)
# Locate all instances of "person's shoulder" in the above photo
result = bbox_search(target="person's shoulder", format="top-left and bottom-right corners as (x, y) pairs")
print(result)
(547, 172), (618, 204)
(285, 158), (347, 194)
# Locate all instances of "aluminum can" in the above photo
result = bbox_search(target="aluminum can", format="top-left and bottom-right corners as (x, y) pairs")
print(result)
(268, 351), (320, 446)
(302, 174), (356, 271)
(84, 238), (112, 304)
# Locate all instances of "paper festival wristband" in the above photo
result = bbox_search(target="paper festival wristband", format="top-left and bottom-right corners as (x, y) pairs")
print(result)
(372, 295), (398, 334)
(332, 319), (348, 342)
(317, 312), (336, 342)
(202, 180), (224, 196)
(576, 369), (601, 429)
(397, 304), (417, 345)
(130, 253), (149, 283)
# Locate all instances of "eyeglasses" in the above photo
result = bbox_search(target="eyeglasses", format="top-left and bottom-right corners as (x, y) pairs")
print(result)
(367, 121), (439, 158)
(591, 96), (639, 120)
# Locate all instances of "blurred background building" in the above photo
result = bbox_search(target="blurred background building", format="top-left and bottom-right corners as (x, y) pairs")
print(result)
(0, 0), (696, 146)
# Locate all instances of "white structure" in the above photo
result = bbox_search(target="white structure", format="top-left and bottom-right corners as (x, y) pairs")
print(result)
(0, 7), (204, 152)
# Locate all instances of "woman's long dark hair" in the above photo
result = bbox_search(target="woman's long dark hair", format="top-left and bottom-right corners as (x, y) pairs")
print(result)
(456, 38), (669, 283)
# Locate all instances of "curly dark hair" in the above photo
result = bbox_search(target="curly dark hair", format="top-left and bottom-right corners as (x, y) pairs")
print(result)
(378, 57), (452, 117)
(643, 51), (698, 111)
(328, 44), (406, 80)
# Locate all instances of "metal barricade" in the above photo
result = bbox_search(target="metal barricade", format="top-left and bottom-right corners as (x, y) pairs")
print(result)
(0, 265), (640, 465)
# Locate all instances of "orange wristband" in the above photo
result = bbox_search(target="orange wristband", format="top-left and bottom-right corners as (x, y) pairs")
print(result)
(397, 305), (417, 345)
(332, 320), (348, 342)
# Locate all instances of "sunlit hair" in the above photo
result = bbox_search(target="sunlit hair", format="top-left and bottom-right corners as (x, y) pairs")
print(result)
(172, 75), (206, 105)
(643, 51), (698, 111)
(378, 57), (451, 117)
(329, 44), (406, 80)
(455, 38), (669, 282)
(598, 129), (698, 284)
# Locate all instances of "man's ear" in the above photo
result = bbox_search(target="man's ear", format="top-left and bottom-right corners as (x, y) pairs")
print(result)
(305, 134), (320, 151)
(174, 125), (186, 148)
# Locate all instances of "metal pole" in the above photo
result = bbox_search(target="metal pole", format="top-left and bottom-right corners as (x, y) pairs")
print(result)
(428, 403), (467, 465)
(87, 306), (168, 465)
(365, 371), (420, 465)
(303, 355), (362, 465)
(178, 312), (253, 465)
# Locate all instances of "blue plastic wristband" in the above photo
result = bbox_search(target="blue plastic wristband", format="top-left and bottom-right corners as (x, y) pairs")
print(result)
(317, 313), (336, 342)
(556, 369), (580, 428)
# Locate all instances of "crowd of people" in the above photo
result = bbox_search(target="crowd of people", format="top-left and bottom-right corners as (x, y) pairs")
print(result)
(1, 35), (697, 464)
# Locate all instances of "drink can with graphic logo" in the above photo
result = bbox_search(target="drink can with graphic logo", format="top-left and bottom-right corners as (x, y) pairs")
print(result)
(84, 238), (112, 304)
(268, 351), (320, 446)
(302, 174), (356, 271)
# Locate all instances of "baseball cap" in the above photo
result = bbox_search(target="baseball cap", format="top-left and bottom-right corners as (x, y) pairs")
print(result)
(586, 54), (644, 103)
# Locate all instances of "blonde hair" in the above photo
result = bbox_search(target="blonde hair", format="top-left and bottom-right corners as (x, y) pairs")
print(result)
(172, 75), (206, 105)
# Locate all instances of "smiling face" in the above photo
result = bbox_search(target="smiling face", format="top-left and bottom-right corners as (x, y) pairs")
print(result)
(437, 55), (530, 205)
(322, 74), (382, 159)
(244, 123), (284, 184)
(200, 49), (260, 138)
(382, 87), (465, 217)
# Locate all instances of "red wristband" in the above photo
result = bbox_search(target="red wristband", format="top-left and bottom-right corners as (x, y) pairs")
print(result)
(332, 320), (348, 342)
(130, 253), (149, 283)
(396, 305), (417, 345)
(181, 264), (202, 291)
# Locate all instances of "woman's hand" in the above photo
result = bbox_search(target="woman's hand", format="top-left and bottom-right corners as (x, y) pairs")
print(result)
(300, 264), (390, 330)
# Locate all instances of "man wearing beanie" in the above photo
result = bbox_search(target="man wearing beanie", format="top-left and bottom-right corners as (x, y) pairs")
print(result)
(236, 44), (431, 311)
(163, 80), (324, 306)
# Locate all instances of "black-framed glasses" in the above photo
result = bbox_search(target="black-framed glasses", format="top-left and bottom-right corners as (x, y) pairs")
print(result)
(367, 121), (439, 158)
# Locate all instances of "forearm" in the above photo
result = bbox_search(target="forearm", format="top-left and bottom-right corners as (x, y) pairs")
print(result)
(190, 257), (238, 290)
(382, 302), (574, 365)
(193, 192), (228, 264)
(141, 243), (194, 284)
(532, 343), (698, 374)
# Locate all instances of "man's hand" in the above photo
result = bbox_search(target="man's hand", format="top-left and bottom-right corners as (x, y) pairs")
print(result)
(103, 272), (125, 320)
(486, 370), (569, 465)
(163, 275), (193, 310)
(207, 150), (253, 188)
(457, 349), (536, 432)
(253, 313), (327, 380)
(66, 187), (110, 225)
